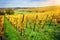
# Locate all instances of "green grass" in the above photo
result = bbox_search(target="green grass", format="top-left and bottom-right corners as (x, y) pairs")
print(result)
(4, 16), (23, 40)
(14, 11), (39, 14)
(26, 23), (59, 40)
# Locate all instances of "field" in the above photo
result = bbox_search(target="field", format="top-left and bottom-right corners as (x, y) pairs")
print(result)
(0, 6), (60, 40)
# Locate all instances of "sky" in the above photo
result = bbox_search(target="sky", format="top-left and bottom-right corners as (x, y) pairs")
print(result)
(0, 0), (60, 8)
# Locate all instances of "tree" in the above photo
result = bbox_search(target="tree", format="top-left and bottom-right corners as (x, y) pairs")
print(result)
(6, 8), (14, 15)
(0, 9), (6, 15)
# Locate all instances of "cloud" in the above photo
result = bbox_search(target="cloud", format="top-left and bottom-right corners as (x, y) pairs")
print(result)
(1, 0), (48, 7)
(0, 0), (60, 8)
(46, 0), (60, 5)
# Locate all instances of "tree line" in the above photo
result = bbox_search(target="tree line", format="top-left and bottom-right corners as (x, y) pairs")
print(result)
(0, 8), (14, 15)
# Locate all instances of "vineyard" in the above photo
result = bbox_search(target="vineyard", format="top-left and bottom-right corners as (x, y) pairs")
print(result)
(0, 6), (60, 40)
(4, 12), (60, 40)
(0, 16), (4, 40)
